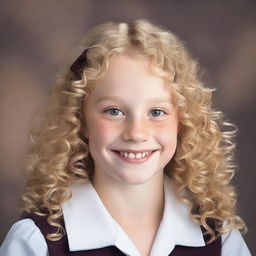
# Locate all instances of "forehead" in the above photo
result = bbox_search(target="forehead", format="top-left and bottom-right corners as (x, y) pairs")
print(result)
(88, 54), (173, 102)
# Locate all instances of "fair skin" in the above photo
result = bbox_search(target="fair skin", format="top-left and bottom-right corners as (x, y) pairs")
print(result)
(83, 54), (179, 256)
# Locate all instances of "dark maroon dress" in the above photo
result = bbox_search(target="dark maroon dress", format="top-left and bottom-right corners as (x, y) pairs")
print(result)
(22, 213), (221, 256)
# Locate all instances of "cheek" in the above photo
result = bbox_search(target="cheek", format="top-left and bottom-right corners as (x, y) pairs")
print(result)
(86, 118), (120, 143)
(155, 121), (178, 150)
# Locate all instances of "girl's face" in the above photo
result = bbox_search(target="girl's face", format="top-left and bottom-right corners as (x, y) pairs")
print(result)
(83, 54), (179, 185)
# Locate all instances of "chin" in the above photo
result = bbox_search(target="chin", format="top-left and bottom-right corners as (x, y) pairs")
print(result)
(117, 170), (160, 185)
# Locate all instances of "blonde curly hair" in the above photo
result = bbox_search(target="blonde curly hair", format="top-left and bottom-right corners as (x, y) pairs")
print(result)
(21, 19), (247, 243)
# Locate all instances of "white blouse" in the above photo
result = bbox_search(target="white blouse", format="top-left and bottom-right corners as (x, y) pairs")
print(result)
(0, 175), (252, 256)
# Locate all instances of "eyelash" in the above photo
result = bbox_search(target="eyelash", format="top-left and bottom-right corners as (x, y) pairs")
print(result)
(103, 107), (168, 117)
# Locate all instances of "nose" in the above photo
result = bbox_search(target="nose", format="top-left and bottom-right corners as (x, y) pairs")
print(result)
(122, 117), (150, 142)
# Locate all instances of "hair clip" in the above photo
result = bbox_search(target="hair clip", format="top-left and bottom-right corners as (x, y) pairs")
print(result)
(70, 48), (89, 80)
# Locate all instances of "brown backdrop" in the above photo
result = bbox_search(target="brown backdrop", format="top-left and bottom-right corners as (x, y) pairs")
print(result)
(0, 0), (255, 253)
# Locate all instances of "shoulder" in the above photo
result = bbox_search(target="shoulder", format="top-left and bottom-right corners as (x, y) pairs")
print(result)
(0, 219), (48, 256)
(221, 229), (252, 256)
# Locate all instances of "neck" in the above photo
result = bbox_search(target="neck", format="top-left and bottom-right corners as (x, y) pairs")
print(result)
(91, 172), (165, 229)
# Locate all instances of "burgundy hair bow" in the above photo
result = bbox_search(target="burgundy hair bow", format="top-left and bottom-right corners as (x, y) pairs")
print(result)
(70, 48), (89, 80)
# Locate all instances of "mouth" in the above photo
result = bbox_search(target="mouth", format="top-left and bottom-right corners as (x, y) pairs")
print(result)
(111, 150), (158, 164)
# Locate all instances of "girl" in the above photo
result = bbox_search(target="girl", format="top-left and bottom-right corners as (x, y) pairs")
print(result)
(0, 20), (251, 256)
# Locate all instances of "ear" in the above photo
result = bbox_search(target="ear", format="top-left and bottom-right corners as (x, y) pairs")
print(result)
(80, 115), (89, 139)
(177, 122), (182, 135)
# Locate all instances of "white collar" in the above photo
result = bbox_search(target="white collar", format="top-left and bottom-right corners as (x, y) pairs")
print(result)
(62, 175), (205, 256)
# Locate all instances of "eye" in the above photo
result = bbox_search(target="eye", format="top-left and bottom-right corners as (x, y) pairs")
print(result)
(149, 109), (167, 117)
(104, 108), (124, 116)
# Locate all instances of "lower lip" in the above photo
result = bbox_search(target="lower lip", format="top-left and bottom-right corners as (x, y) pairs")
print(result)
(111, 150), (157, 164)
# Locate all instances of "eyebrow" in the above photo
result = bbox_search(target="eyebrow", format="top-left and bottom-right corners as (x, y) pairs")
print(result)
(94, 96), (173, 105)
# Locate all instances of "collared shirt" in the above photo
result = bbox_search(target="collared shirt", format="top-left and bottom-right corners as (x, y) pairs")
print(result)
(0, 175), (252, 256)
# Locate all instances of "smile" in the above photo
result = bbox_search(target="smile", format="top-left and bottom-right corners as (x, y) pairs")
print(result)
(111, 150), (158, 164)
(120, 151), (152, 159)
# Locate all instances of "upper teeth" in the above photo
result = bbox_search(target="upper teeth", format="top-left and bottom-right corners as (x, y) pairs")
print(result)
(119, 151), (152, 159)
